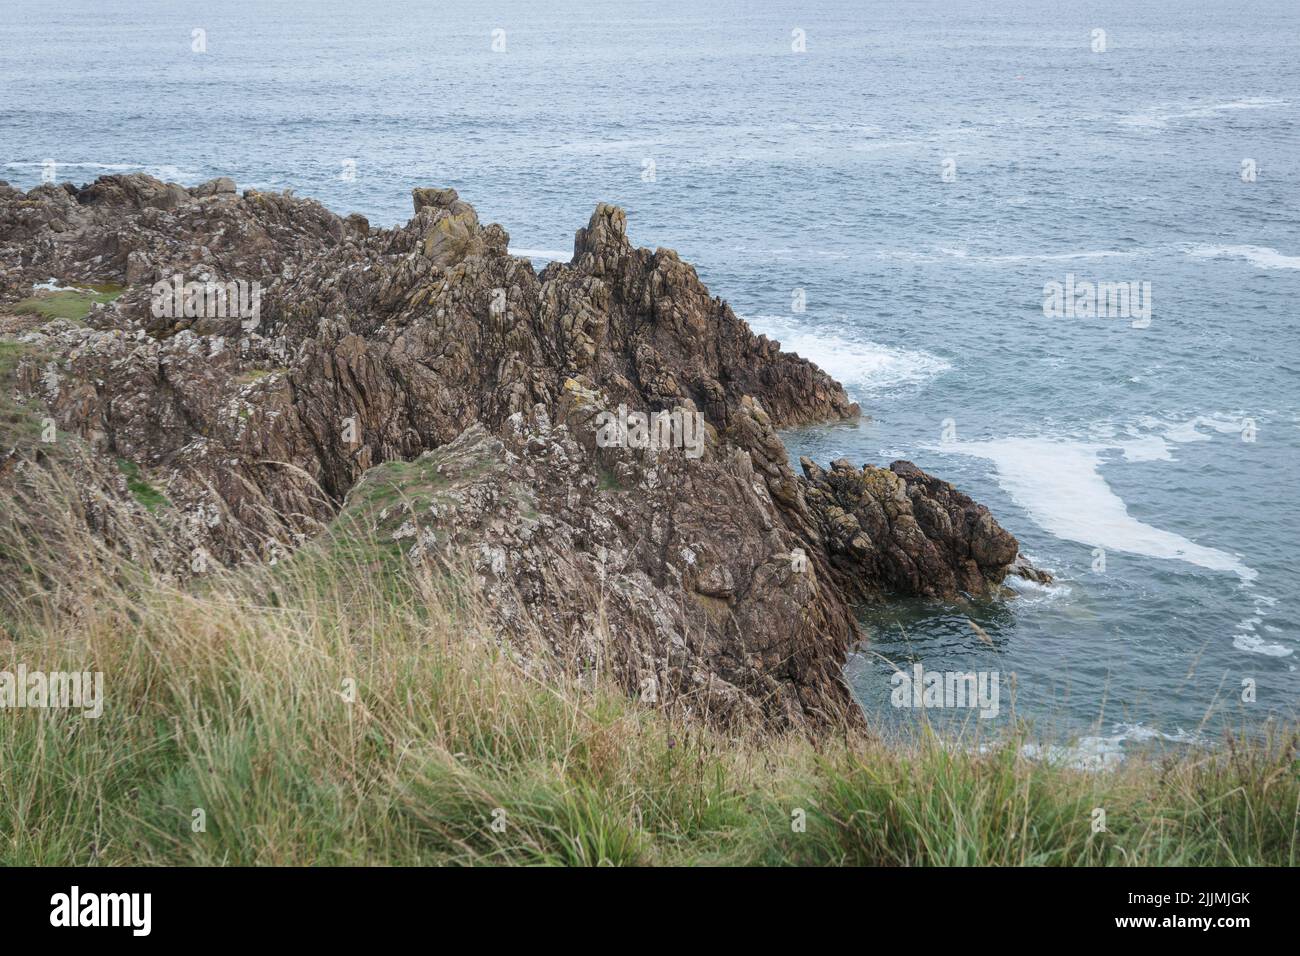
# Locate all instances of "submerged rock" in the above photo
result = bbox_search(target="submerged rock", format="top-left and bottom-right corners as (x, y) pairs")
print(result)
(0, 174), (1045, 732)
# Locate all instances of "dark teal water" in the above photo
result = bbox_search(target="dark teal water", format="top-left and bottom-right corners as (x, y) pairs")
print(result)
(3, 0), (1297, 761)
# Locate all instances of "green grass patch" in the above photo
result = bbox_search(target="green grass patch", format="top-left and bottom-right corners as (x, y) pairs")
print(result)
(596, 465), (623, 492)
(235, 367), (288, 385)
(116, 458), (171, 512)
(12, 283), (124, 323)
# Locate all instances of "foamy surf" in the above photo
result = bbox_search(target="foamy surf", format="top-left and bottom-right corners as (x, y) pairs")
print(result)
(943, 436), (1257, 582)
(742, 316), (951, 396)
(950, 248), (1140, 263)
(1101, 414), (1251, 459)
(3, 161), (201, 183)
(881, 246), (1142, 264)
(1119, 97), (1288, 130)
(1233, 592), (1291, 657)
(1187, 245), (1300, 270)
(1020, 723), (1204, 771)
(1002, 571), (1071, 606)
(508, 247), (571, 262)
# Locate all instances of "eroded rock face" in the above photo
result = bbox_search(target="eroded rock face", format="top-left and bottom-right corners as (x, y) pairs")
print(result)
(800, 457), (1020, 601)
(0, 173), (1043, 732)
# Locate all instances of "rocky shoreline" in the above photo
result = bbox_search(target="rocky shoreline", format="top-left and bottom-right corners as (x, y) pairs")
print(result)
(0, 174), (1045, 732)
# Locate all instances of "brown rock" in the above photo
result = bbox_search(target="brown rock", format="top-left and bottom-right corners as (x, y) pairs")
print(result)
(0, 173), (1044, 733)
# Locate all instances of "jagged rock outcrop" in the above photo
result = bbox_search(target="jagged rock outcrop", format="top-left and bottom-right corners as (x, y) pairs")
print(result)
(0, 173), (1044, 732)
(801, 457), (1021, 601)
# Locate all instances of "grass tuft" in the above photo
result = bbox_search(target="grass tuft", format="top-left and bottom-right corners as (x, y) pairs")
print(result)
(11, 284), (123, 323)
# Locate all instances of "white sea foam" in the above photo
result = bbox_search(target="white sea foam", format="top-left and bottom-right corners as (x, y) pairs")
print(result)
(848, 138), (922, 152)
(1022, 723), (1203, 771)
(1192, 97), (1289, 112)
(962, 249), (1139, 263)
(1233, 634), (1292, 657)
(944, 437), (1257, 581)
(552, 138), (661, 155)
(883, 246), (1141, 264)
(1002, 571), (1071, 606)
(1099, 413), (1250, 461)
(1233, 593), (1291, 657)
(731, 247), (852, 260)
(3, 161), (200, 183)
(4, 161), (131, 170)
(1116, 413), (1250, 450)
(1165, 413), (1247, 443)
(1186, 244), (1300, 270)
(743, 316), (951, 395)
(1114, 435), (1173, 462)
(34, 277), (102, 294)
(507, 247), (571, 262)
(972, 416), (1289, 656)
(1120, 97), (1287, 130)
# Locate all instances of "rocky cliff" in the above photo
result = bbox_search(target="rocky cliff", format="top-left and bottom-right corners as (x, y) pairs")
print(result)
(0, 174), (1044, 732)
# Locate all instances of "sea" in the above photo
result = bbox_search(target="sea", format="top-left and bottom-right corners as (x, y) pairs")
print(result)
(3, 0), (1297, 764)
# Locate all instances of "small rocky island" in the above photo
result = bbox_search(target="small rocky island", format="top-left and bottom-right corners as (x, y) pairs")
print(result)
(0, 174), (1045, 732)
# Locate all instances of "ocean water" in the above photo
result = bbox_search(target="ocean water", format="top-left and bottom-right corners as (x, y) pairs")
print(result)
(3, 0), (1298, 757)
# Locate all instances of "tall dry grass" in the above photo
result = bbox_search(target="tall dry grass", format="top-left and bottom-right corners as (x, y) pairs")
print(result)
(0, 464), (1295, 866)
